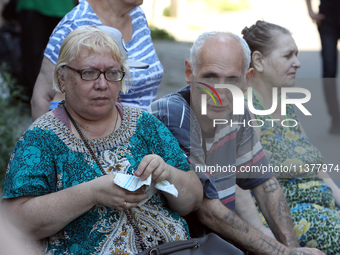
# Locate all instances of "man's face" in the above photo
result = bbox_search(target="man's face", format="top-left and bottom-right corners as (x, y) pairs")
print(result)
(186, 35), (252, 132)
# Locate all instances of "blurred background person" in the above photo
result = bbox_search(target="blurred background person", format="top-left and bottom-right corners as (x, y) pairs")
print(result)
(306, 0), (340, 134)
(17, 0), (76, 104)
(31, 0), (163, 121)
(242, 20), (340, 253)
(0, 0), (21, 82)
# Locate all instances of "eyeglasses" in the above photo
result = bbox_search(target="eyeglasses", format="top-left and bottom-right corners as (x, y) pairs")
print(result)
(63, 65), (125, 82)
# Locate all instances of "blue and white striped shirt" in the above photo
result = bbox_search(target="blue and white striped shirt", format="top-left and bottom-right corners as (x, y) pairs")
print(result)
(45, 0), (163, 110)
(149, 86), (273, 211)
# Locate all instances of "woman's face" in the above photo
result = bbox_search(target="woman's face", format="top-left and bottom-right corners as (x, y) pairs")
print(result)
(262, 33), (301, 88)
(61, 49), (123, 121)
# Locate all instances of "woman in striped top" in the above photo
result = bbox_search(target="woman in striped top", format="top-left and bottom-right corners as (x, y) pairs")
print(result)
(31, 0), (163, 120)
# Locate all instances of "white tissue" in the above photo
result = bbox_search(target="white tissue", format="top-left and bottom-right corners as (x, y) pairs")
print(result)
(113, 173), (178, 206)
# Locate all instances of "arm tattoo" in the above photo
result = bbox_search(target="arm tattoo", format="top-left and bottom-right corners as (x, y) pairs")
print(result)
(278, 195), (290, 217)
(289, 249), (311, 255)
(263, 178), (278, 193)
(223, 212), (249, 233)
(250, 237), (286, 255)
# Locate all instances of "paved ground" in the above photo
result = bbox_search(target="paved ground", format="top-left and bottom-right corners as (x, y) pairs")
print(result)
(142, 0), (321, 50)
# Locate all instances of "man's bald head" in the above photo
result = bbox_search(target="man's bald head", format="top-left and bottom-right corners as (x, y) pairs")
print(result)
(188, 32), (251, 76)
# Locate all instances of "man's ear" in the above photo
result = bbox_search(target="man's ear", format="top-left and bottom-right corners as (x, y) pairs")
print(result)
(242, 67), (254, 93)
(252, 51), (264, 72)
(185, 59), (193, 85)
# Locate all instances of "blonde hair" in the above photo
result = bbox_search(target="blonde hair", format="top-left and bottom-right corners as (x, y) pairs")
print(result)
(53, 25), (130, 93)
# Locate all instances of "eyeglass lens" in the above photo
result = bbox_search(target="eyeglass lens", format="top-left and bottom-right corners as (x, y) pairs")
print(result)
(81, 69), (124, 81)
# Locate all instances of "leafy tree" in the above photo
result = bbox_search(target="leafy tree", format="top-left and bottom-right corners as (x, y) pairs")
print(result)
(0, 64), (30, 191)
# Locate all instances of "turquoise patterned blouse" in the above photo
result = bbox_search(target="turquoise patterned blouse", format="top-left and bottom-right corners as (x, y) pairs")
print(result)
(3, 104), (191, 255)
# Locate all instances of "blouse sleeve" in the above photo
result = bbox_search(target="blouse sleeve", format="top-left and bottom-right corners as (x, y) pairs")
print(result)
(135, 111), (191, 172)
(3, 127), (58, 199)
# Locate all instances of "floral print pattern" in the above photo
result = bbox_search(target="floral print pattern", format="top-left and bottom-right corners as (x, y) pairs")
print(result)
(247, 92), (340, 254)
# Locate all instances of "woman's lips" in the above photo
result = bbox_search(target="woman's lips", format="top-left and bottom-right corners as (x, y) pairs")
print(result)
(93, 96), (109, 101)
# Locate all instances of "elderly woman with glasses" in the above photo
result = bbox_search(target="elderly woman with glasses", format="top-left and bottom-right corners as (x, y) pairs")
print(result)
(2, 26), (202, 254)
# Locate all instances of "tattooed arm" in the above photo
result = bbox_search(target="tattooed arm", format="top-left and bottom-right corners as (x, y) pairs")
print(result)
(235, 186), (276, 239)
(196, 189), (325, 254)
(252, 177), (299, 247)
(197, 196), (287, 254)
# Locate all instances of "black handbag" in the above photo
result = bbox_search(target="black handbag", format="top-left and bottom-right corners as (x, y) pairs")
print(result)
(137, 233), (244, 255)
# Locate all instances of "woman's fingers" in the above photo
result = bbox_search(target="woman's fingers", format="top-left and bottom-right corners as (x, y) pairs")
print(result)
(135, 154), (169, 181)
(115, 191), (148, 211)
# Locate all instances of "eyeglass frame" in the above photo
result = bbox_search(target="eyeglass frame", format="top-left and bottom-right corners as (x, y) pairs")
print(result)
(62, 65), (125, 82)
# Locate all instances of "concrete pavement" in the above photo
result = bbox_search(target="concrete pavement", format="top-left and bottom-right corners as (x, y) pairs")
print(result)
(142, 0), (321, 50)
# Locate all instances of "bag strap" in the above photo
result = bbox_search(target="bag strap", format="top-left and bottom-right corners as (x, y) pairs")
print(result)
(139, 239), (200, 255)
(63, 101), (147, 252)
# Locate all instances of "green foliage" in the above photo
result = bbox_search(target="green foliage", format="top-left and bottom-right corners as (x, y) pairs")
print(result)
(0, 64), (30, 191)
(208, 0), (250, 12)
(189, 0), (250, 12)
(163, 6), (171, 17)
(150, 26), (175, 41)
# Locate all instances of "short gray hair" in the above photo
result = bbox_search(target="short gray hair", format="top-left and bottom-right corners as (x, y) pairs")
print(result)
(189, 31), (251, 74)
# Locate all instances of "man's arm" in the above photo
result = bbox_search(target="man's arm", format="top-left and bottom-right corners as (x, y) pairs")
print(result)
(197, 196), (289, 254)
(30, 57), (57, 121)
(196, 195), (325, 255)
(235, 186), (276, 239)
(253, 177), (298, 247)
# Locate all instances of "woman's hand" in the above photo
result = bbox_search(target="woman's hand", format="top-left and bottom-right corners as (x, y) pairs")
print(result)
(306, 0), (325, 26)
(133, 154), (202, 216)
(134, 154), (172, 182)
(89, 175), (149, 211)
(257, 225), (277, 240)
(333, 190), (340, 208)
(309, 12), (325, 26)
(318, 171), (340, 207)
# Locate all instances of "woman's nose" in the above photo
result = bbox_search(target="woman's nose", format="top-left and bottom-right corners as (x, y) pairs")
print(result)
(95, 73), (108, 90)
(293, 56), (301, 69)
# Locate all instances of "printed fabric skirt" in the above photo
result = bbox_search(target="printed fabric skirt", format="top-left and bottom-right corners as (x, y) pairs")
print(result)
(278, 177), (340, 254)
(257, 177), (340, 254)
